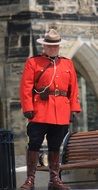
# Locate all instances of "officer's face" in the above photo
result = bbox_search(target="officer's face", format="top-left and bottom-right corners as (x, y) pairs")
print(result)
(44, 45), (59, 57)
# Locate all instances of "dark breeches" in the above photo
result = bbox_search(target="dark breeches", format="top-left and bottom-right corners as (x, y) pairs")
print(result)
(27, 122), (68, 152)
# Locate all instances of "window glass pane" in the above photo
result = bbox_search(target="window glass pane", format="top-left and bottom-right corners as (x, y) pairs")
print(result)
(36, 0), (49, 5)
(66, 0), (77, 3)
(0, 0), (19, 5)
(21, 35), (30, 47)
(9, 35), (19, 47)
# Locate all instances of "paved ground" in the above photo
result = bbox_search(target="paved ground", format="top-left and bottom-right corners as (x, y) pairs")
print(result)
(15, 155), (98, 190)
(16, 167), (98, 190)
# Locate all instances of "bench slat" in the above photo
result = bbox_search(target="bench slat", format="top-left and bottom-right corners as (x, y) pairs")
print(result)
(67, 148), (98, 153)
(67, 141), (98, 147)
(66, 145), (98, 150)
(69, 138), (98, 143)
(60, 160), (98, 170)
(37, 160), (98, 172)
(66, 156), (98, 161)
(70, 131), (98, 137)
(66, 152), (98, 157)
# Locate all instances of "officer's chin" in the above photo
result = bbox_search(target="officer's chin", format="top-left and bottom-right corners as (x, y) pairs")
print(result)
(48, 54), (58, 57)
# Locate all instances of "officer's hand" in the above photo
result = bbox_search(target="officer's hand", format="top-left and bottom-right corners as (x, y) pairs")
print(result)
(23, 111), (35, 119)
(70, 112), (78, 123)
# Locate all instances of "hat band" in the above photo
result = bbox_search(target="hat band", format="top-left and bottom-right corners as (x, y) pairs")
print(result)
(44, 38), (61, 43)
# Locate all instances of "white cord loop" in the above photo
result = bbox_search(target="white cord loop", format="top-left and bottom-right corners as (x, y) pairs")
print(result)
(34, 57), (57, 94)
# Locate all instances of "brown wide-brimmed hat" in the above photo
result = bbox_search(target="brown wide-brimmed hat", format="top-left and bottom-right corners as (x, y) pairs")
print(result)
(37, 29), (65, 45)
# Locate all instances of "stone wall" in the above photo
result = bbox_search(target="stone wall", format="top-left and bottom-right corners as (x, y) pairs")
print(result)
(0, 0), (98, 154)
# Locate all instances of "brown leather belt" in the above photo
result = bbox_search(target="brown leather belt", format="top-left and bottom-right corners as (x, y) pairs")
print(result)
(33, 88), (67, 97)
(49, 89), (67, 97)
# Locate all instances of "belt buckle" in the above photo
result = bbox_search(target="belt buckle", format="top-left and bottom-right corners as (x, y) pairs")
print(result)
(55, 89), (60, 96)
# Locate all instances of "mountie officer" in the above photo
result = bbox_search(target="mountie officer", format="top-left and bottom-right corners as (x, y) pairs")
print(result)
(20, 29), (81, 190)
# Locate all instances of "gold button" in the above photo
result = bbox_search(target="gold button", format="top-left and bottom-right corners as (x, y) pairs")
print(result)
(34, 98), (37, 102)
(41, 69), (44, 72)
(56, 84), (58, 87)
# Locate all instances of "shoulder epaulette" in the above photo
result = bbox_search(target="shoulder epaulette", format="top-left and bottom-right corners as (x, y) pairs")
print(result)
(60, 56), (70, 60)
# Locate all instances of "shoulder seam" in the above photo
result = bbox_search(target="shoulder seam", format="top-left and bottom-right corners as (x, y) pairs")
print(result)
(60, 56), (70, 60)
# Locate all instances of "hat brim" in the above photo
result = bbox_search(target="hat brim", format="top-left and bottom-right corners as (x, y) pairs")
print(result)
(36, 38), (65, 45)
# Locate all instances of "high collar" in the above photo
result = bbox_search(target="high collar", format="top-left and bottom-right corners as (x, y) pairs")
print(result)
(42, 54), (59, 61)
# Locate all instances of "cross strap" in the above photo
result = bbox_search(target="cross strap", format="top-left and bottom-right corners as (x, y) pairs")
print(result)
(34, 62), (52, 88)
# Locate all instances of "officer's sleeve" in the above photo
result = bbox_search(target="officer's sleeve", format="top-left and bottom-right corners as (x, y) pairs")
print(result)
(69, 60), (81, 112)
(20, 58), (35, 113)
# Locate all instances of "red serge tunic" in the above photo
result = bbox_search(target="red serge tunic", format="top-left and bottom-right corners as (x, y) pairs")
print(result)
(20, 55), (81, 125)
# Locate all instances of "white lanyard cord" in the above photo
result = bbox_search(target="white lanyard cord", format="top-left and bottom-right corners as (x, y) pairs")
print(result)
(34, 58), (57, 94)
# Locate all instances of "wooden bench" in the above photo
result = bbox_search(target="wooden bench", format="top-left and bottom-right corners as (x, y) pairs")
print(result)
(61, 130), (98, 170)
(37, 130), (98, 173)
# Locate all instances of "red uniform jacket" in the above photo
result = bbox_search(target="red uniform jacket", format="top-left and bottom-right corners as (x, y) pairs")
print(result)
(20, 55), (81, 125)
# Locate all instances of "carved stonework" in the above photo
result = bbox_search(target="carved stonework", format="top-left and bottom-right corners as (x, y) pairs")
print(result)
(36, 20), (98, 39)
(78, 0), (92, 14)
(35, 0), (95, 15)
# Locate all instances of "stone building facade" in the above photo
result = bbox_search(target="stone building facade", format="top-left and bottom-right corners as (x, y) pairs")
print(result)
(0, 0), (98, 154)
